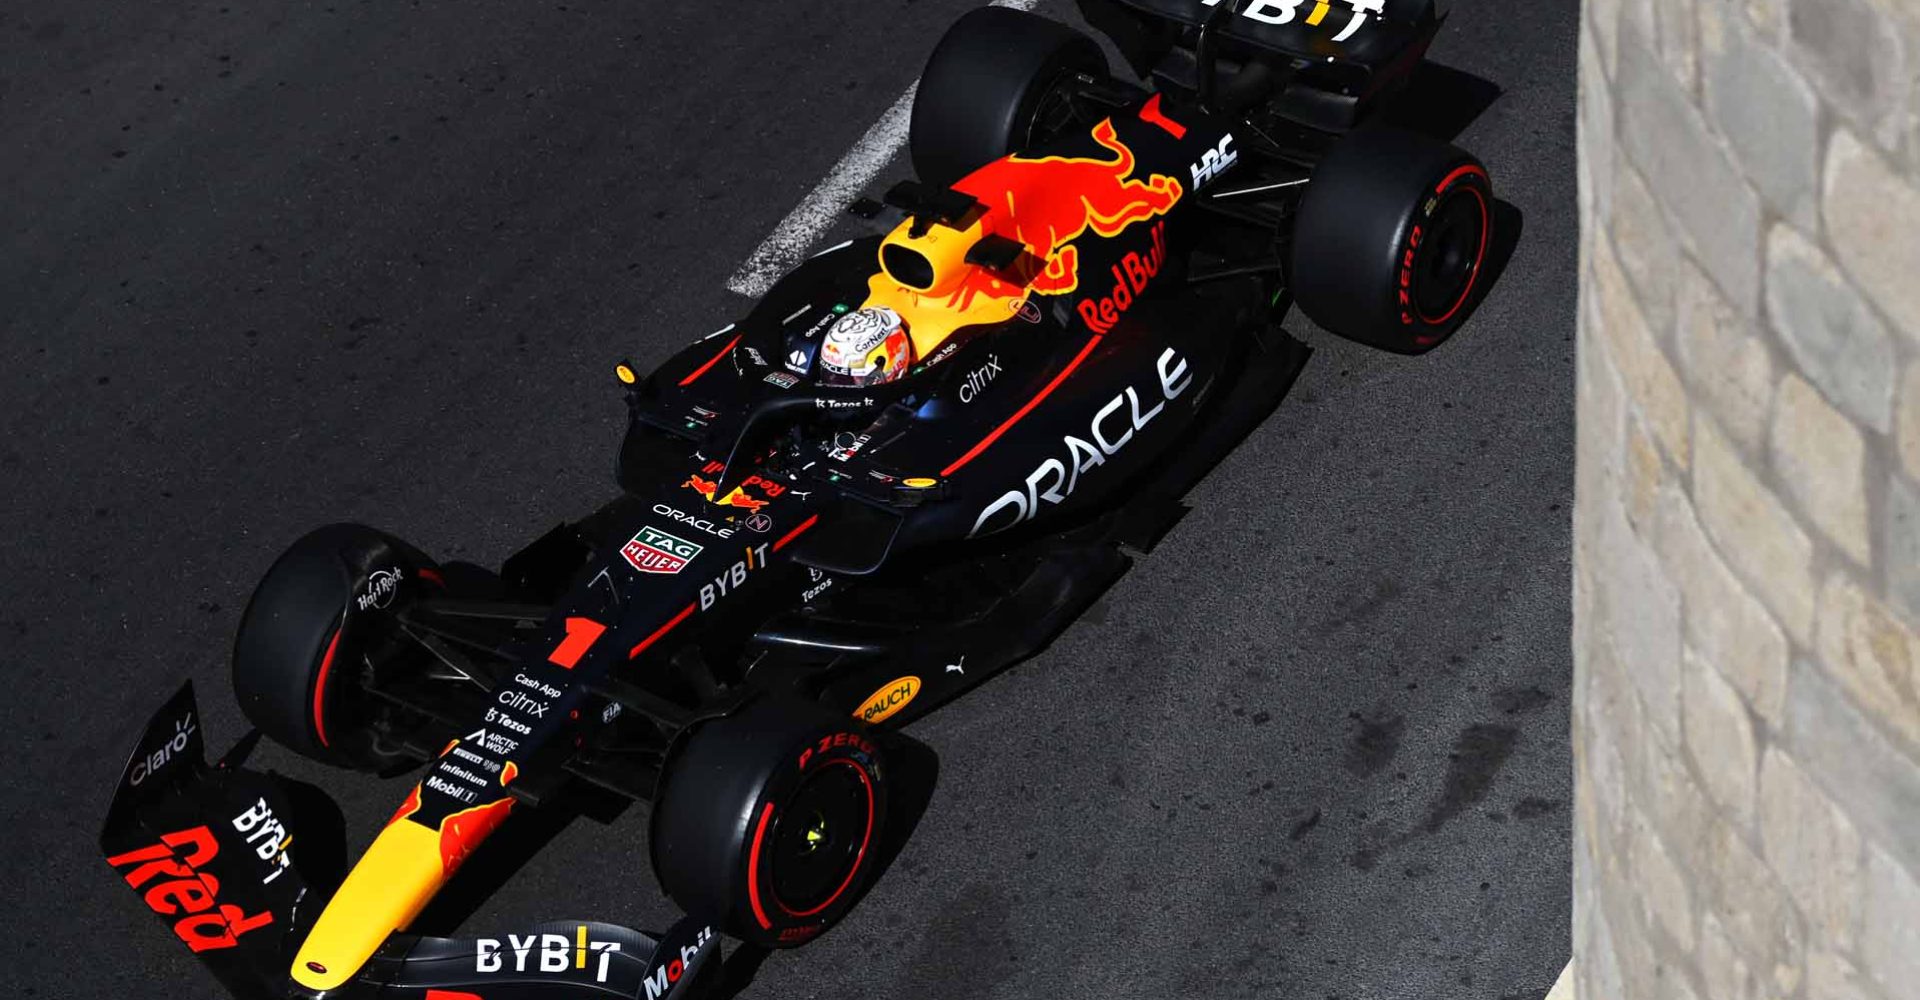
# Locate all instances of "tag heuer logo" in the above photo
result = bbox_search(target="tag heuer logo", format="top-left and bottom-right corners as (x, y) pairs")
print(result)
(621, 526), (702, 575)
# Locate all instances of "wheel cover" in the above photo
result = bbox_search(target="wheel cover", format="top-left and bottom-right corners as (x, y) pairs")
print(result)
(768, 760), (876, 916)
(1412, 177), (1490, 326)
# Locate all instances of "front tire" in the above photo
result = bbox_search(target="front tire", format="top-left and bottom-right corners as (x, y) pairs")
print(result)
(1291, 126), (1495, 354)
(231, 523), (439, 770)
(651, 699), (889, 949)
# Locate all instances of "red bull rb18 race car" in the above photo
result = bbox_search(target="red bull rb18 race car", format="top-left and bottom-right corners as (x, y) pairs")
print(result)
(102, 3), (1498, 997)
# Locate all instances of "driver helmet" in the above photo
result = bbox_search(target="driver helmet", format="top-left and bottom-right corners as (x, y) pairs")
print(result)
(819, 306), (913, 387)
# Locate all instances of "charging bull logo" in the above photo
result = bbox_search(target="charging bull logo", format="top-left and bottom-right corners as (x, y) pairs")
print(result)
(952, 118), (1183, 301)
(683, 462), (789, 514)
(684, 474), (767, 514)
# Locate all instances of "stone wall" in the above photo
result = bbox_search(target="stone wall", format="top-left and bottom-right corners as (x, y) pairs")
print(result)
(1573, 0), (1920, 996)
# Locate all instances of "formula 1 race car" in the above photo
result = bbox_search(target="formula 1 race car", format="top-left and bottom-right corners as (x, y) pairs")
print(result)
(101, 3), (1496, 998)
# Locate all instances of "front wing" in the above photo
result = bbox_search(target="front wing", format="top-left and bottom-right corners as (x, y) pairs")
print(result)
(99, 683), (722, 1000)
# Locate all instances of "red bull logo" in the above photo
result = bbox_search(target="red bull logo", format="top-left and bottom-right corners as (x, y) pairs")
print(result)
(683, 462), (788, 514)
(951, 119), (1183, 302)
(1077, 220), (1168, 334)
(684, 474), (767, 514)
(106, 826), (276, 953)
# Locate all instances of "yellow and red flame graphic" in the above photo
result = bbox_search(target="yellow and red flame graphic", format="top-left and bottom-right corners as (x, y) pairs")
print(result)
(950, 118), (1183, 301)
(684, 474), (768, 513)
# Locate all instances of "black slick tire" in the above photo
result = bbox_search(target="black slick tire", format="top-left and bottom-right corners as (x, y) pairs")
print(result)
(1291, 126), (1494, 354)
(910, 7), (1107, 188)
(231, 523), (438, 770)
(651, 698), (889, 950)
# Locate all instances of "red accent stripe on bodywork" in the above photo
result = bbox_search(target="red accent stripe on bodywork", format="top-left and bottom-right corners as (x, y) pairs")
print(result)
(313, 627), (343, 748)
(1137, 93), (1187, 139)
(628, 603), (697, 659)
(678, 335), (742, 387)
(771, 515), (819, 553)
(940, 334), (1103, 476)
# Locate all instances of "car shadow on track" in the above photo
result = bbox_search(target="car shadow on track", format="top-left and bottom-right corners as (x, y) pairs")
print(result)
(1376, 62), (1503, 144)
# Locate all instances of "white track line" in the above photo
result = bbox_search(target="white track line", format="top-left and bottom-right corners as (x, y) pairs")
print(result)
(725, 0), (1043, 298)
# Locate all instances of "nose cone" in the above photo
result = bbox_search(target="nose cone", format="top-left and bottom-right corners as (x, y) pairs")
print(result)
(288, 812), (454, 991)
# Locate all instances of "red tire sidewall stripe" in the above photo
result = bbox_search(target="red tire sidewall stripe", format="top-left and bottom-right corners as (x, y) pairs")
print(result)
(1415, 166), (1491, 328)
(312, 626), (344, 749)
(746, 801), (778, 931)
(776, 758), (877, 919)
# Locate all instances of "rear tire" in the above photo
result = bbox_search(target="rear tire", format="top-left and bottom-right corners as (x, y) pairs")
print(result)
(910, 7), (1107, 188)
(231, 524), (440, 770)
(1291, 126), (1494, 354)
(651, 699), (889, 949)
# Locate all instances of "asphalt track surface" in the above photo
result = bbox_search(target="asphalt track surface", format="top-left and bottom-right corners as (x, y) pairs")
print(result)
(1, 2), (1578, 998)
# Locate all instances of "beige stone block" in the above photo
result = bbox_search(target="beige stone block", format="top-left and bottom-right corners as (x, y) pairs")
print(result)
(1693, 418), (1817, 642)
(1652, 486), (1790, 725)
(1595, 499), (1684, 742)
(1640, 722), (1718, 876)
(1628, 807), (1696, 952)
(1741, 0), (1783, 40)
(1625, 417), (1665, 529)
(1612, 155), (1681, 334)
(1824, 128), (1920, 346)
(1676, 258), (1773, 453)
(1588, 636), (1655, 834)
(1577, 309), (1628, 529)
(1898, 362), (1920, 482)
(1575, 902), (1627, 1000)
(1703, 817), (1806, 982)
(1579, 680), (1629, 842)
(1807, 950), (1879, 1000)
(1617, 33), (1762, 310)
(1770, 375), (1873, 566)
(1595, 234), (1692, 468)
(1700, 915), (1757, 1000)
(1861, 846), (1920, 997)
(1765, 224), (1896, 432)
(1683, 648), (1758, 826)
(1757, 748), (1862, 949)
(1588, 0), (1621, 76)
(1814, 575), (1920, 755)
(1655, 0), (1699, 91)
(1579, 28), (1615, 227)
(1608, 875), (1675, 1000)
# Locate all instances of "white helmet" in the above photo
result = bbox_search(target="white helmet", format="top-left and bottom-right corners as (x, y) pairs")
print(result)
(819, 307), (913, 387)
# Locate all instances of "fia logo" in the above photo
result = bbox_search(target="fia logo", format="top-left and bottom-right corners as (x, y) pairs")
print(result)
(1189, 134), (1238, 189)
